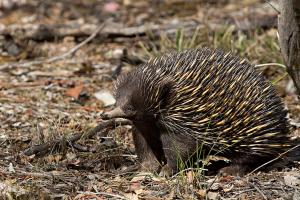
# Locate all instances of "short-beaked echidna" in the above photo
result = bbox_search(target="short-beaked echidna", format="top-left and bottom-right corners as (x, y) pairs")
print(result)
(104, 48), (292, 176)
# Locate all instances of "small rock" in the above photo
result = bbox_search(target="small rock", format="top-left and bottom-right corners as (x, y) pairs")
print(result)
(66, 152), (76, 161)
(8, 163), (15, 173)
(284, 172), (300, 187)
(293, 190), (300, 200)
(87, 174), (100, 180)
(207, 191), (220, 200)
(105, 48), (124, 59)
(94, 90), (116, 107)
(209, 183), (221, 191)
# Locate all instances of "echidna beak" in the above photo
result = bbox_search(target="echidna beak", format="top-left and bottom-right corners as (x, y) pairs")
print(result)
(102, 107), (127, 119)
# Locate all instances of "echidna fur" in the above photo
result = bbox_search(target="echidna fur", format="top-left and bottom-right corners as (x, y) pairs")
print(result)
(113, 47), (293, 174)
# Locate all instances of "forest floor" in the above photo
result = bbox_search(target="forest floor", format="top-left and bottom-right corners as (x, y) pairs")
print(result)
(1, 0), (300, 199)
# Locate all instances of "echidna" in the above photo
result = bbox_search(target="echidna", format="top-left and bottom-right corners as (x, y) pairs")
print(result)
(103, 48), (293, 176)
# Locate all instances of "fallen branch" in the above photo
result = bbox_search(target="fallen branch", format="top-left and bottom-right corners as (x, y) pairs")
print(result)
(0, 169), (54, 179)
(23, 118), (132, 156)
(0, 20), (199, 41)
(0, 21), (107, 70)
(0, 11), (277, 42)
(0, 12), (277, 71)
(75, 192), (127, 200)
(249, 182), (268, 200)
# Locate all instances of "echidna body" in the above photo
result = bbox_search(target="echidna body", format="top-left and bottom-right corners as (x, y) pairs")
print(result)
(107, 48), (291, 175)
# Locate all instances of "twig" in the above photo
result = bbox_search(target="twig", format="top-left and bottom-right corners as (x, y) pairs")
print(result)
(248, 144), (300, 175)
(71, 143), (91, 152)
(76, 191), (127, 200)
(23, 118), (132, 156)
(0, 21), (107, 70)
(46, 23), (106, 63)
(170, 167), (208, 179)
(231, 189), (258, 198)
(0, 169), (55, 179)
(250, 182), (268, 200)
(265, 0), (280, 14)
(206, 175), (218, 192)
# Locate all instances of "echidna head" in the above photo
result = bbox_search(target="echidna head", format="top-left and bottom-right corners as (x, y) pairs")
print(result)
(104, 69), (173, 122)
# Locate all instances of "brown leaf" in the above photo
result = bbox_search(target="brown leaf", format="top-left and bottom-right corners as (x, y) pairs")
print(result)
(127, 182), (141, 192)
(74, 193), (104, 200)
(186, 170), (194, 184)
(197, 189), (207, 198)
(66, 84), (84, 99)
(219, 176), (235, 182)
(45, 155), (63, 163)
(123, 193), (139, 200)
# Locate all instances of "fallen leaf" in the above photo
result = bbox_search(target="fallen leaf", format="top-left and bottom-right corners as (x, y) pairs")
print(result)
(123, 192), (138, 200)
(66, 84), (84, 99)
(197, 189), (207, 198)
(127, 182), (141, 192)
(66, 152), (77, 161)
(186, 170), (194, 184)
(44, 155), (63, 163)
(209, 182), (221, 191)
(223, 184), (234, 192)
(74, 193), (103, 200)
(219, 176), (235, 182)
(207, 191), (220, 200)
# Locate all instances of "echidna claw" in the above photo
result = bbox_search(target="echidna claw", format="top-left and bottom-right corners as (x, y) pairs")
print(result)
(159, 164), (173, 178)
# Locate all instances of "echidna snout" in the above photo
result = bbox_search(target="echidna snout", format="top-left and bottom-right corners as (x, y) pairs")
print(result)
(111, 76), (172, 121)
(101, 107), (127, 119)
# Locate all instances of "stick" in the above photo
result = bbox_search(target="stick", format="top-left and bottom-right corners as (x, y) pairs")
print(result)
(76, 192), (127, 200)
(248, 144), (300, 175)
(250, 182), (268, 200)
(23, 118), (132, 156)
(0, 169), (54, 179)
(46, 23), (106, 63)
(0, 10), (277, 42)
(0, 22), (107, 70)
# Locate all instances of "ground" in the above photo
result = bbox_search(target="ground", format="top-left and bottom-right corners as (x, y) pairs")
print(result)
(0, 0), (300, 199)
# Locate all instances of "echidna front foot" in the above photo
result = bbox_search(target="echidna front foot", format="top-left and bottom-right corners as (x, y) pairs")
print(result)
(132, 125), (165, 173)
(219, 164), (248, 177)
(139, 159), (161, 173)
(160, 132), (198, 176)
(159, 164), (174, 177)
